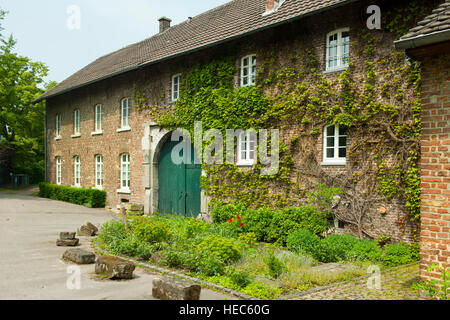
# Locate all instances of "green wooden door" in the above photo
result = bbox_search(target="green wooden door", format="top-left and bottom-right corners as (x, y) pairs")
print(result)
(158, 140), (202, 217)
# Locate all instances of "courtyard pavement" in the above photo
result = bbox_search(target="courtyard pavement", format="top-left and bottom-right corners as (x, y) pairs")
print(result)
(0, 187), (236, 300)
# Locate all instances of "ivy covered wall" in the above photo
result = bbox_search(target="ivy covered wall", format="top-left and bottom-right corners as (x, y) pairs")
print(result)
(133, 0), (444, 242)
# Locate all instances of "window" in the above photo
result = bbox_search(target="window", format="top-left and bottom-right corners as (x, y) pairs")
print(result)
(326, 29), (350, 71)
(56, 157), (62, 185)
(74, 156), (81, 187)
(237, 131), (256, 166)
(95, 104), (102, 132)
(56, 114), (61, 138)
(95, 155), (103, 189)
(171, 74), (181, 102)
(121, 98), (130, 129)
(120, 153), (130, 191)
(240, 55), (257, 87)
(323, 125), (347, 165)
(74, 109), (81, 135)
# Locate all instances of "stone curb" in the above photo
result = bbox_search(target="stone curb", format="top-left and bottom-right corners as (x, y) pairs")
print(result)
(92, 240), (259, 301)
(277, 262), (420, 300)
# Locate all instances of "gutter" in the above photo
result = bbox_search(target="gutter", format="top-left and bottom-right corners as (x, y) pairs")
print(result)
(394, 29), (450, 50)
(32, 0), (359, 104)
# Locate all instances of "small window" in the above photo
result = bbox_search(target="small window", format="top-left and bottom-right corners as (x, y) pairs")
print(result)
(323, 125), (347, 165)
(237, 131), (256, 166)
(74, 110), (81, 135)
(56, 157), (62, 185)
(95, 104), (103, 132)
(171, 74), (181, 102)
(120, 153), (130, 191)
(326, 29), (350, 71)
(95, 155), (103, 189)
(121, 98), (130, 129)
(56, 114), (61, 137)
(74, 156), (81, 187)
(240, 55), (257, 87)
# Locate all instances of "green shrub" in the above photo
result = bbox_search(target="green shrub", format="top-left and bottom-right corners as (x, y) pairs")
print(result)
(115, 235), (153, 260)
(224, 266), (251, 288)
(286, 229), (321, 256)
(196, 253), (227, 276)
(314, 234), (360, 263)
(196, 235), (242, 263)
(263, 252), (285, 279)
(210, 201), (247, 224)
(184, 218), (208, 238)
(98, 220), (127, 249)
(133, 220), (170, 244)
(243, 207), (274, 242)
(268, 206), (329, 246)
(241, 282), (282, 300)
(38, 182), (106, 208)
(382, 243), (416, 266)
(345, 240), (383, 262)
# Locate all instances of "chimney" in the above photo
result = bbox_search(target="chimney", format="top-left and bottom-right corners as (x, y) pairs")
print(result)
(158, 17), (172, 33)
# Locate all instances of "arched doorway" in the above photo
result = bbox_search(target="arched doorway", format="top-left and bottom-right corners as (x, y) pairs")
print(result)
(158, 140), (202, 217)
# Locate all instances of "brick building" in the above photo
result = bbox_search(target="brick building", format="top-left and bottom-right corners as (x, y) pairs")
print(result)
(395, 0), (450, 280)
(34, 0), (442, 243)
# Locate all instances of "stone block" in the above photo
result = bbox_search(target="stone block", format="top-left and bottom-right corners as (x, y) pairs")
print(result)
(78, 222), (98, 236)
(60, 232), (76, 240)
(57, 239), (79, 247)
(95, 256), (135, 280)
(62, 249), (96, 264)
(152, 277), (201, 300)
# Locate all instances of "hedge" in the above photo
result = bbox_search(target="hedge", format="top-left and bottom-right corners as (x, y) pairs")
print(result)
(38, 182), (107, 208)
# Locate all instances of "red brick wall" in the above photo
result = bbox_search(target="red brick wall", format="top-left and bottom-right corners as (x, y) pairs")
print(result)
(419, 50), (450, 280)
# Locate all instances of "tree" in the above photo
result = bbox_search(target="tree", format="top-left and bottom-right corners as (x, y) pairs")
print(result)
(0, 8), (54, 183)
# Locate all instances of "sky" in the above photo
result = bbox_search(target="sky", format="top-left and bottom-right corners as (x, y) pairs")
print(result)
(0, 0), (230, 84)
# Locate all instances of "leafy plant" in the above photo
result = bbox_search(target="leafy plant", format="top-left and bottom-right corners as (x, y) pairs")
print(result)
(286, 229), (321, 256)
(382, 242), (417, 267)
(196, 235), (242, 263)
(263, 251), (285, 279)
(412, 265), (449, 300)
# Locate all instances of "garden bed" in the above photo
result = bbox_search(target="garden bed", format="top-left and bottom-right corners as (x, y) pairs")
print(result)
(95, 210), (419, 300)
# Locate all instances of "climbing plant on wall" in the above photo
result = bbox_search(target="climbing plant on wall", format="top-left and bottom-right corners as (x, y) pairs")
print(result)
(134, 1), (435, 240)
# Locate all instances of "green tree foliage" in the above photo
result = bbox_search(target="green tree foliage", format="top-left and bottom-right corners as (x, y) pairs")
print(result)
(0, 9), (55, 183)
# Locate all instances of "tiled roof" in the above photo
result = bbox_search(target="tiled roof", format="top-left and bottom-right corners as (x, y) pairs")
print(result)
(36, 0), (355, 102)
(396, 0), (450, 45)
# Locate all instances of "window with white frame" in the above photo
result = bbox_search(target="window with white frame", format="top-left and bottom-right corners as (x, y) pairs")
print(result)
(326, 29), (350, 71)
(171, 74), (181, 102)
(95, 104), (102, 132)
(240, 55), (257, 87)
(56, 157), (62, 185)
(121, 98), (130, 129)
(95, 155), (103, 188)
(74, 110), (81, 135)
(74, 156), (81, 187)
(120, 153), (130, 191)
(56, 114), (61, 137)
(323, 124), (347, 165)
(237, 131), (256, 166)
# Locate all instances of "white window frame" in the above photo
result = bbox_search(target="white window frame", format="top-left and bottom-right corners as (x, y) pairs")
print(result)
(56, 157), (62, 185)
(95, 155), (103, 189)
(237, 131), (257, 166)
(325, 28), (350, 72)
(322, 124), (347, 166)
(171, 74), (182, 102)
(120, 98), (130, 130)
(95, 104), (103, 133)
(240, 54), (257, 87)
(73, 109), (81, 136)
(119, 153), (130, 193)
(74, 156), (81, 187)
(56, 114), (61, 138)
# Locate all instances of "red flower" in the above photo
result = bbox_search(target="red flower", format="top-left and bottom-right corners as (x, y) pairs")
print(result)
(240, 222), (244, 227)
(236, 216), (241, 220)
(228, 218), (233, 223)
